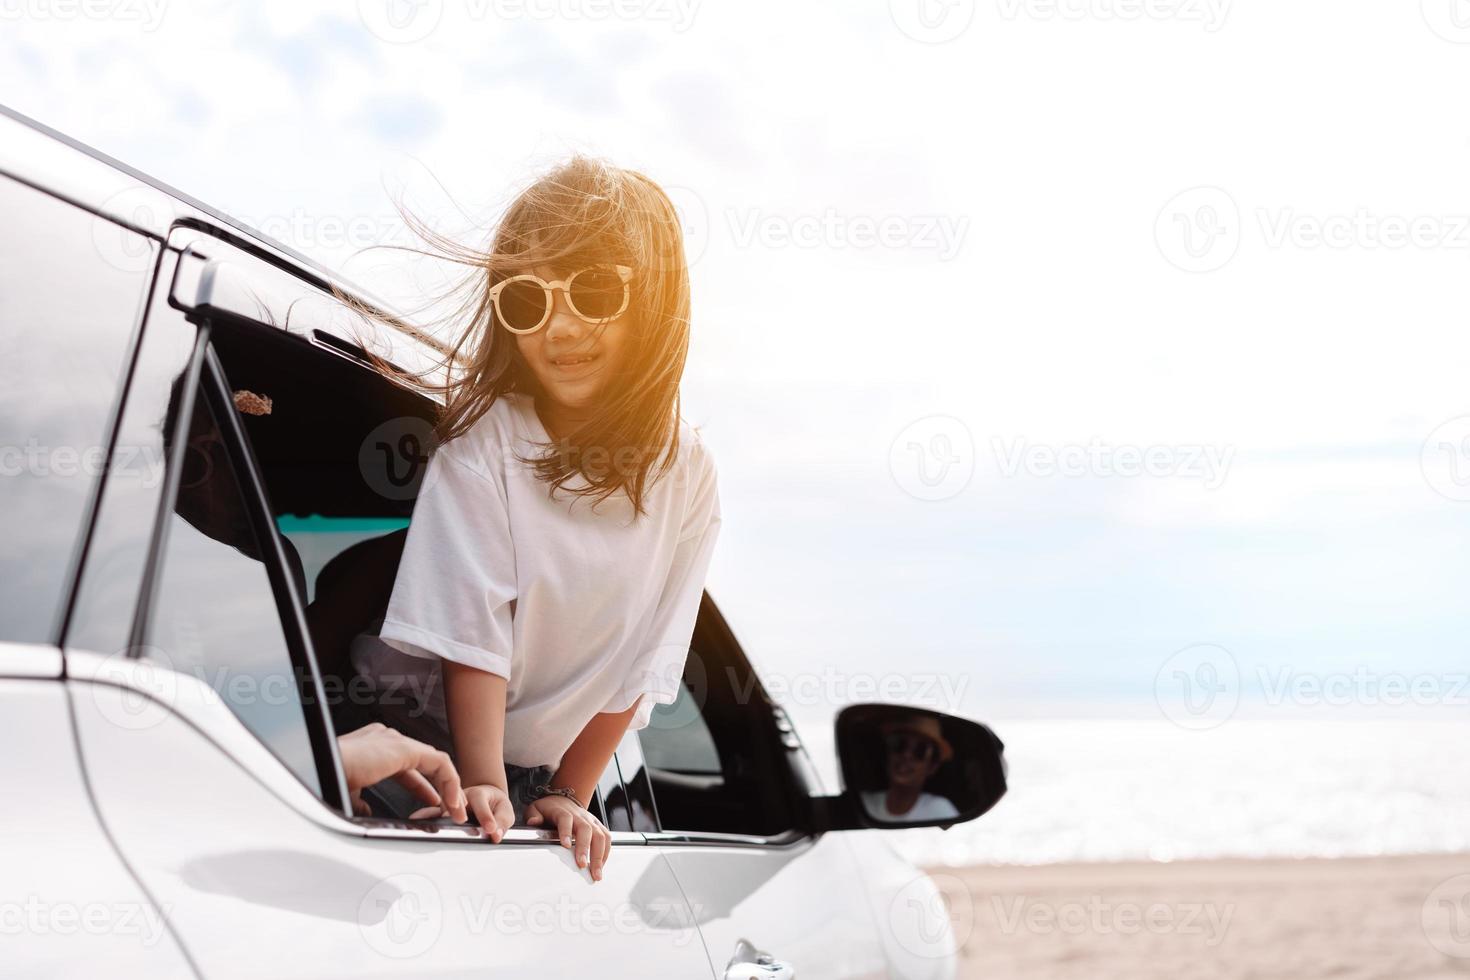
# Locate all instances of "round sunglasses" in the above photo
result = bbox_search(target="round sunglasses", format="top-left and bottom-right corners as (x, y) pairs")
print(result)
(883, 732), (940, 763)
(489, 264), (633, 335)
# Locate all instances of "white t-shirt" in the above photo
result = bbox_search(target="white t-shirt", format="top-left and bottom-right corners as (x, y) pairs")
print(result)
(861, 791), (960, 823)
(350, 391), (721, 770)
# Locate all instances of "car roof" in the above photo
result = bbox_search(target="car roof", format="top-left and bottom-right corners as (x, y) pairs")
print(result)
(0, 102), (447, 368)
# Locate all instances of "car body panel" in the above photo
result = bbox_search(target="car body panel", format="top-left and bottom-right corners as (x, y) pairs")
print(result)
(660, 838), (891, 979)
(0, 678), (193, 977)
(0, 640), (63, 679)
(842, 832), (960, 980)
(70, 676), (714, 979)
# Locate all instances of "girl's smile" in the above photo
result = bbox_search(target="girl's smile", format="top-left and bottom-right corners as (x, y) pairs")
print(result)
(548, 352), (601, 368)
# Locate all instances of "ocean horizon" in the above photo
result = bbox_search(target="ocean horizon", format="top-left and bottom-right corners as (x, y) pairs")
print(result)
(792, 715), (1470, 867)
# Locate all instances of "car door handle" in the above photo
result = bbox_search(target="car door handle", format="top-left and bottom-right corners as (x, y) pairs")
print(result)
(723, 938), (794, 980)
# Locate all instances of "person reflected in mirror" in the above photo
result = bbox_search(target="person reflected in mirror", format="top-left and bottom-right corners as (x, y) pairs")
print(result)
(862, 714), (960, 822)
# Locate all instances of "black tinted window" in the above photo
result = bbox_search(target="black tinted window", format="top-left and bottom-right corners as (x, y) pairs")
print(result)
(0, 177), (152, 643)
(144, 373), (320, 794)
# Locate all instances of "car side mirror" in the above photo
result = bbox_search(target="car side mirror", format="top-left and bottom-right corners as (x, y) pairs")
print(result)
(817, 703), (1006, 831)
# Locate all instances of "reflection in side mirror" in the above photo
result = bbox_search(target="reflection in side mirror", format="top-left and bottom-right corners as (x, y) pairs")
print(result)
(836, 703), (1006, 829)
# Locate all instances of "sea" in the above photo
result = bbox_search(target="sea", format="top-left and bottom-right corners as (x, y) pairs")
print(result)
(794, 717), (1470, 867)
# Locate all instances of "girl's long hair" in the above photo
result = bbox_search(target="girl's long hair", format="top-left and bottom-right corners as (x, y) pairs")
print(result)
(348, 156), (691, 517)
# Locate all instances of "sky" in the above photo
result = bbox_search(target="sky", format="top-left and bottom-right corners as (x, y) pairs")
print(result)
(6, 0), (1470, 738)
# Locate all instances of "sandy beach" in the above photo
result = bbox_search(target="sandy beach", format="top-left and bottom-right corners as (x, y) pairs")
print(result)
(929, 854), (1470, 980)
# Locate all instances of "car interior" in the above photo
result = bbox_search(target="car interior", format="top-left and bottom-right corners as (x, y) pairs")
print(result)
(209, 315), (802, 838)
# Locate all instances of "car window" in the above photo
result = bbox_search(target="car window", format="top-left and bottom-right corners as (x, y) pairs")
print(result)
(592, 758), (625, 829)
(636, 637), (796, 838)
(140, 361), (322, 795)
(66, 253), (200, 655)
(612, 731), (661, 833)
(640, 682), (721, 775)
(203, 312), (438, 741)
(211, 320), (631, 830)
(0, 176), (153, 644)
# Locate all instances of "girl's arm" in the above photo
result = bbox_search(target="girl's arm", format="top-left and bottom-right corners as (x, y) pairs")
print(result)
(523, 699), (640, 882)
(443, 660), (514, 841)
(551, 698), (641, 807)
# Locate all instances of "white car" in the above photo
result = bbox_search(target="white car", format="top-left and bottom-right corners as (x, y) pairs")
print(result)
(0, 104), (1007, 980)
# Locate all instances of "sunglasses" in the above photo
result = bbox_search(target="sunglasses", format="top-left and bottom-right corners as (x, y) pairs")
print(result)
(884, 732), (939, 762)
(489, 264), (633, 336)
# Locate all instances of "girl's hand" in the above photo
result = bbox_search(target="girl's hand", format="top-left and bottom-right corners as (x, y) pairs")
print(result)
(464, 784), (515, 843)
(525, 795), (611, 881)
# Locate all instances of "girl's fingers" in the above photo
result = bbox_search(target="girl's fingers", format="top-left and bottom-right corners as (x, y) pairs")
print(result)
(592, 827), (610, 881)
(587, 828), (603, 881)
(408, 805), (445, 820)
(573, 816), (592, 870)
(469, 792), (504, 843)
(495, 798), (515, 837)
(555, 809), (575, 849)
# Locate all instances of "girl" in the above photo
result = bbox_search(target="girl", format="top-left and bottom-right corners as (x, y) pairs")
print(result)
(350, 157), (720, 882)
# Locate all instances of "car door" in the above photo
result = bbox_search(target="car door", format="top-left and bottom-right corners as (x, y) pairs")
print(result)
(623, 605), (892, 980)
(62, 227), (714, 979)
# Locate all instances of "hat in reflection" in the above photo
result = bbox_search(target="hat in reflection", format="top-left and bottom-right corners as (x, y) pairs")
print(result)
(879, 714), (953, 763)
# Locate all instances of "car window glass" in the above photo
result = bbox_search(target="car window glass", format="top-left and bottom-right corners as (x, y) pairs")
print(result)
(0, 176), (152, 643)
(640, 682), (721, 774)
(635, 643), (796, 837)
(142, 372), (320, 794)
(613, 731), (661, 833)
(66, 254), (198, 656)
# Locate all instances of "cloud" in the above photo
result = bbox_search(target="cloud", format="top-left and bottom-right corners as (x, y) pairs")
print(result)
(357, 93), (444, 146)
